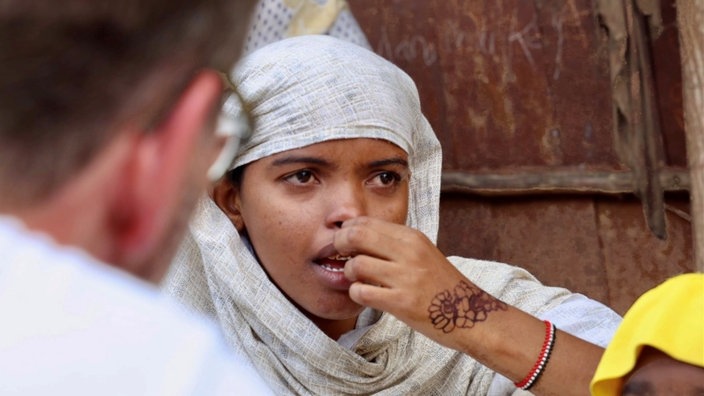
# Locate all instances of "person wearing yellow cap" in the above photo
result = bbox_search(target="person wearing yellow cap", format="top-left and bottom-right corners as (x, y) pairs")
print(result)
(591, 273), (704, 395)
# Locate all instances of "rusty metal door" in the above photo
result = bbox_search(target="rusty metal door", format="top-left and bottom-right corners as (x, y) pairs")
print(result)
(349, 0), (692, 314)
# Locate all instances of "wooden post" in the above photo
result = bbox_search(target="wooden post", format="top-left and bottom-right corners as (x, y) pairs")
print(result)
(677, 0), (704, 271)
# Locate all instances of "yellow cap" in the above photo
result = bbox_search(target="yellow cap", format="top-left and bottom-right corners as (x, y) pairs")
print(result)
(590, 273), (704, 395)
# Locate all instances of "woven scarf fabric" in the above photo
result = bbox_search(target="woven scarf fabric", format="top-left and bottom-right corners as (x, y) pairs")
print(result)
(590, 273), (704, 396)
(164, 35), (572, 395)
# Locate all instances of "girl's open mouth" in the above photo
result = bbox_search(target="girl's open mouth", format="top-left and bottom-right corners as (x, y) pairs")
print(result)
(317, 254), (352, 273)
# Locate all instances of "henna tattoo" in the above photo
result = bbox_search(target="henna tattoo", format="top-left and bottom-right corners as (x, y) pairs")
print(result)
(428, 280), (508, 333)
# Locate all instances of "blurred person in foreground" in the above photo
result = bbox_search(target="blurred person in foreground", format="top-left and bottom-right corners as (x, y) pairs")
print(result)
(590, 273), (704, 396)
(0, 0), (272, 394)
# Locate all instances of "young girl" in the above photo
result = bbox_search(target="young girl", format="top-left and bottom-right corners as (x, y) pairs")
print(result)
(165, 35), (621, 395)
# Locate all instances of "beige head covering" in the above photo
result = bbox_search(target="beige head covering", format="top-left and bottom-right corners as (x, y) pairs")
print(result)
(230, 34), (440, 240)
(590, 273), (704, 395)
(165, 35), (565, 394)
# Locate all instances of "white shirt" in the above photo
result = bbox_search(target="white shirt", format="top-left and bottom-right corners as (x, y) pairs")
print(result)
(0, 217), (272, 395)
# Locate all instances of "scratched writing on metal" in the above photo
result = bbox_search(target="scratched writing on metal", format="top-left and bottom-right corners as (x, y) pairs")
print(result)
(373, 2), (590, 81)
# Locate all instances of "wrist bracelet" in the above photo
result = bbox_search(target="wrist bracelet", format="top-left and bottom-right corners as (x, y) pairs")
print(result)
(514, 320), (556, 391)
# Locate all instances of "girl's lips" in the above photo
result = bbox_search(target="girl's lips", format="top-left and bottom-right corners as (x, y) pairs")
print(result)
(313, 257), (352, 289)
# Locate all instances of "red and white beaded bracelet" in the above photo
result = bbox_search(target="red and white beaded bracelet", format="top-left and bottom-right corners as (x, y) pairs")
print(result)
(514, 320), (557, 391)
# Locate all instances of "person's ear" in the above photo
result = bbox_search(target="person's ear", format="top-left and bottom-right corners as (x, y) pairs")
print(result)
(109, 70), (223, 277)
(212, 178), (246, 232)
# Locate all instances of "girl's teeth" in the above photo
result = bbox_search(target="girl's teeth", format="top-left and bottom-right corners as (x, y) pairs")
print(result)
(321, 263), (345, 272)
(319, 254), (351, 272)
(327, 254), (352, 261)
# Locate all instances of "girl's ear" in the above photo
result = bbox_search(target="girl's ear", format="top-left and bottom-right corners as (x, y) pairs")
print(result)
(212, 178), (246, 232)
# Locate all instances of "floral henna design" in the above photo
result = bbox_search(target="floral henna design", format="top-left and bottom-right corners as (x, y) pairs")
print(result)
(428, 281), (508, 333)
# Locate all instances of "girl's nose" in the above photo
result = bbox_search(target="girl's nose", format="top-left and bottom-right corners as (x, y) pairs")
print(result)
(325, 184), (366, 229)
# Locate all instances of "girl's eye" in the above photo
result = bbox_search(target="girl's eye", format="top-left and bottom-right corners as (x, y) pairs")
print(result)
(284, 170), (315, 185)
(371, 171), (402, 186)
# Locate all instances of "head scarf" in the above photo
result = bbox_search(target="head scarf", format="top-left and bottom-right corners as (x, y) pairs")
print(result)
(229, 34), (440, 239)
(165, 35), (515, 394)
(590, 273), (704, 395)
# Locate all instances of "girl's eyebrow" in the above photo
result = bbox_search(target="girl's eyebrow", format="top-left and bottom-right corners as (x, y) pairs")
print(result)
(270, 155), (408, 169)
(270, 156), (408, 169)
(369, 158), (408, 168)
(270, 156), (330, 167)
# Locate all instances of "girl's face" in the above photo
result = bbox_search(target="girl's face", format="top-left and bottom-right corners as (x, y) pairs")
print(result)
(215, 138), (409, 339)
